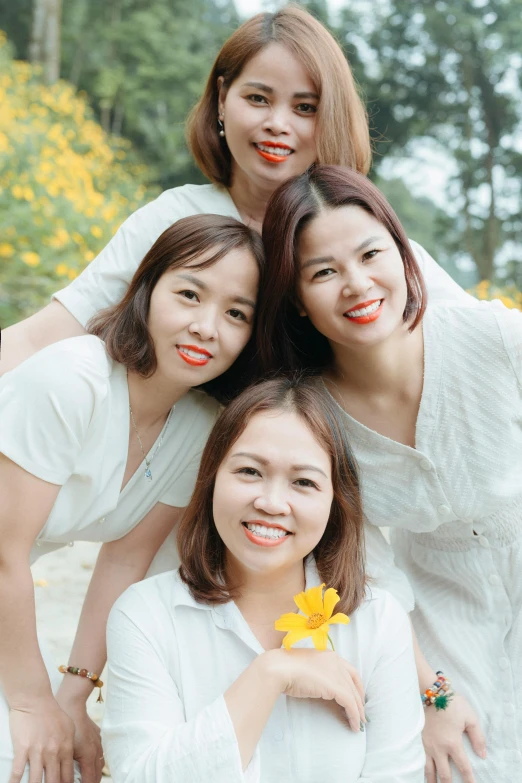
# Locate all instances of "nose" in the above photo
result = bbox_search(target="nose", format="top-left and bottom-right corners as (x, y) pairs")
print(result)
(262, 104), (292, 137)
(341, 266), (373, 300)
(188, 306), (218, 342)
(253, 484), (291, 517)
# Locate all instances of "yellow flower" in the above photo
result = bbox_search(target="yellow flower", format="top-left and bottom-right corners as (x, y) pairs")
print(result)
(0, 242), (14, 258)
(55, 263), (69, 276)
(21, 251), (40, 267)
(274, 583), (350, 651)
(90, 225), (102, 238)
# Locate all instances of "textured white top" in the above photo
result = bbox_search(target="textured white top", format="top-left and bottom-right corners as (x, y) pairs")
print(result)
(0, 335), (220, 564)
(102, 559), (425, 783)
(53, 183), (474, 327)
(336, 301), (522, 612)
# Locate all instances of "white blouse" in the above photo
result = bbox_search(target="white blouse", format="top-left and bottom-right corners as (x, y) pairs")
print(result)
(102, 559), (425, 782)
(0, 335), (220, 564)
(53, 182), (474, 328)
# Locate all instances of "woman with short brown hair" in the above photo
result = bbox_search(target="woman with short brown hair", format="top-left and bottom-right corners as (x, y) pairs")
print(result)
(102, 376), (425, 782)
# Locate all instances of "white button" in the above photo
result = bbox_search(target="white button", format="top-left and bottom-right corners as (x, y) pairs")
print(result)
(499, 657), (509, 670)
(68, 542), (74, 547)
(478, 536), (489, 548)
(420, 459), (432, 471)
(438, 504), (451, 516)
(98, 517), (106, 524)
(35, 541), (42, 547)
(504, 702), (515, 716)
(489, 574), (501, 586)
(273, 731), (284, 741)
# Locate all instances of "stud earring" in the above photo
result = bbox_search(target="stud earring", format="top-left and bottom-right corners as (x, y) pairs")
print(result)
(217, 115), (225, 137)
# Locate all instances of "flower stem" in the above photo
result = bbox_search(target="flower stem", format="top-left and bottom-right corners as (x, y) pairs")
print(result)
(328, 634), (335, 652)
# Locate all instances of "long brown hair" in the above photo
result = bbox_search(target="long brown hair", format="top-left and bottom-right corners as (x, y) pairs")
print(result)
(177, 375), (367, 615)
(88, 213), (265, 403)
(257, 165), (427, 374)
(187, 6), (371, 187)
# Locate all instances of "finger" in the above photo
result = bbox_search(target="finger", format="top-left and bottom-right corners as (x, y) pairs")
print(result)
(77, 755), (97, 783)
(449, 747), (476, 783)
(433, 754), (453, 783)
(26, 754), (44, 783)
(341, 666), (365, 722)
(60, 755), (75, 783)
(8, 751), (29, 783)
(347, 664), (365, 706)
(424, 756), (437, 783)
(42, 753), (61, 783)
(465, 720), (487, 760)
(335, 688), (363, 732)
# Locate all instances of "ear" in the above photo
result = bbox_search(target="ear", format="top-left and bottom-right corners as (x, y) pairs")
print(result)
(217, 76), (227, 115)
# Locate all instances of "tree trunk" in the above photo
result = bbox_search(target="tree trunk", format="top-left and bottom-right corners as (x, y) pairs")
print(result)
(29, 0), (62, 84)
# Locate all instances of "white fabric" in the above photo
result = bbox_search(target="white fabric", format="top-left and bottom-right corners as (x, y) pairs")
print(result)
(0, 334), (220, 565)
(329, 301), (522, 781)
(52, 183), (473, 329)
(102, 558), (425, 783)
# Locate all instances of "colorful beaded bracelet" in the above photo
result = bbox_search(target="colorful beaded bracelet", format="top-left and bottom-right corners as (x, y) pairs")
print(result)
(421, 670), (454, 711)
(59, 665), (104, 703)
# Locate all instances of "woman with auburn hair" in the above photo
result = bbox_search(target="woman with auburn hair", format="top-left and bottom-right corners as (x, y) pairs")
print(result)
(258, 164), (522, 783)
(102, 376), (425, 782)
(0, 214), (263, 783)
(1, 5), (470, 377)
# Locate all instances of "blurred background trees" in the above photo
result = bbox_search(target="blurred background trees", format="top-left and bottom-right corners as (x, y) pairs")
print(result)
(1, 0), (521, 324)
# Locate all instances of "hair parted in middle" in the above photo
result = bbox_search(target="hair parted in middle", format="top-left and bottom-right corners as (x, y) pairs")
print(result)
(177, 374), (367, 616)
(187, 5), (371, 187)
(88, 213), (265, 404)
(257, 164), (428, 375)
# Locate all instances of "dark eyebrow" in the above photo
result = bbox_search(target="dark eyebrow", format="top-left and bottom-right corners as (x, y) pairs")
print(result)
(243, 81), (319, 101)
(233, 296), (256, 309)
(230, 452), (327, 478)
(176, 273), (208, 290)
(301, 255), (334, 270)
(355, 235), (386, 252)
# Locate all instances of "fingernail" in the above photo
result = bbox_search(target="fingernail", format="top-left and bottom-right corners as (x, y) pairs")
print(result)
(360, 720), (365, 732)
(365, 716), (371, 723)
(481, 750), (487, 759)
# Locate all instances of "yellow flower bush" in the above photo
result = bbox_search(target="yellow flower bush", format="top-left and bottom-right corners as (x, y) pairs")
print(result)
(0, 30), (158, 324)
(467, 280), (522, 310)
(275, 584), (350, 651)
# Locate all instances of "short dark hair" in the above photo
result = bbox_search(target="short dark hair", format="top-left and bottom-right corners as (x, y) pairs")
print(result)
(88, 214), (265, 403)
(177, 375), (367, 616)
(257, 165), (427, 373)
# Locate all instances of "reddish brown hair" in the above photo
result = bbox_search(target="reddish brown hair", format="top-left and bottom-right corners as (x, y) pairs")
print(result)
(177, 375), (367, 615)
(257, 165), (427, 373)
(88, 214), (264, 403)
(187, 6), (371, 187)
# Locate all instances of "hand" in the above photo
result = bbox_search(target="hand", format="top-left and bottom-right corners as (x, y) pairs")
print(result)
(268, 648), (366, 732)
(58, 698), (104, 783)
(8, 699), (75, 783)
(423, 691), (487, 783)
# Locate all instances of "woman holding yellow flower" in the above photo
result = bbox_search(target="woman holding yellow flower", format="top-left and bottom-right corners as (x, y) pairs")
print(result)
(102, 376), (425, 782)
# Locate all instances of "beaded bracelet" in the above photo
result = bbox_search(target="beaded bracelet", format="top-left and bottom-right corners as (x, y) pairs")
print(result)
(421, 670), (454, 711)
(59, 665), (104, 703)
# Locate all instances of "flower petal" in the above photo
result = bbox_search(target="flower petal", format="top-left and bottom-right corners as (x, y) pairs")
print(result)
(328, 612), (350, 625)
(294, 583), (325, 617)
(281, 628), (313, 650)
(311, 628), (329, 651)
(274, 612), (309, 632)
(322, 587), (340, 620)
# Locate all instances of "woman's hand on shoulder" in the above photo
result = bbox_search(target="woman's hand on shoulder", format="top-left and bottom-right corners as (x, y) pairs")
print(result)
(423, 691), (487, 783)
(262, 647), (366, 733)
(8, 696), (75, 783)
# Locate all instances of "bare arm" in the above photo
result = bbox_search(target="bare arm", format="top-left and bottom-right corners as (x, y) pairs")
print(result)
(0, 300), (85, 376)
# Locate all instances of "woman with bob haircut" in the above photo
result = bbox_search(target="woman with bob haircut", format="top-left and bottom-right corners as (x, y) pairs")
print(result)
(0, 214), (263, 783)
(102, 375), (425, 783)
(1, 5), (470, 377)
(258, 164), (522, 783)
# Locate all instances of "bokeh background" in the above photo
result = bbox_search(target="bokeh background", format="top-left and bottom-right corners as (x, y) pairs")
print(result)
(1, 0), (521, 327)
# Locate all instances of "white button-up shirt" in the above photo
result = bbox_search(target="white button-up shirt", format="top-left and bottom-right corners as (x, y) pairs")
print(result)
(102, 558), (425, 782)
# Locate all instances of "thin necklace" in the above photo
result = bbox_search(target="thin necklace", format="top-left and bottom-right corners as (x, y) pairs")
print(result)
(129, 404), (174, 482)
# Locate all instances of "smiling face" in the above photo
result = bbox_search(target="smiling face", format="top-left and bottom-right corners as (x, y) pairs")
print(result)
(297, 205), (409, 352)
(212, 409), (334, 581)
(147, 247), (259, 387)
(218, 43), (318, 192)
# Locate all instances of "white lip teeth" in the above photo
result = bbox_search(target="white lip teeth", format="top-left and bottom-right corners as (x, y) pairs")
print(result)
(245, 522), (288, 539)
(179, 347), (210, 360)
(345, 299), (382, 318)
(255, 143), (293, 156)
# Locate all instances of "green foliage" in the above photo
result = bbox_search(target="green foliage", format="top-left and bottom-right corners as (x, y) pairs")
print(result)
(0, 31), (158, 326)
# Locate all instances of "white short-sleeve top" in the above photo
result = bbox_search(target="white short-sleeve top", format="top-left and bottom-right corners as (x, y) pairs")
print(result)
(0, 335), (220, 564)
(53, 183), (474, 328)
(102, 559), (425, 783)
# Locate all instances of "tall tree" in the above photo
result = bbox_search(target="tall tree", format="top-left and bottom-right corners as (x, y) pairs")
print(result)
(28, 0), (62, 83)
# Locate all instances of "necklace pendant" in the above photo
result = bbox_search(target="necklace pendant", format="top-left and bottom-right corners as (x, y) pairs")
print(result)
(144, 467), (152, 481)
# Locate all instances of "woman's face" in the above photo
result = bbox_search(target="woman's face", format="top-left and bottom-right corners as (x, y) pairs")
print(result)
(297, 206), (409, 351)
(219, 43), (318, 192)
(147, 247), (259, 386)
(213, 409), (334, 579)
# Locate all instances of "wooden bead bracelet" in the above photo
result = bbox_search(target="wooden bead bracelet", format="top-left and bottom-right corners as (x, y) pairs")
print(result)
(421, 670), (454, 711)
(59, 664), (104, 702)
